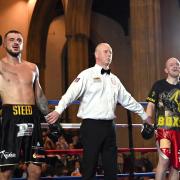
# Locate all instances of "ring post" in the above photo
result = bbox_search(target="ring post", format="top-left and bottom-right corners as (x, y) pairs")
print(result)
(127, 110), (135, 179)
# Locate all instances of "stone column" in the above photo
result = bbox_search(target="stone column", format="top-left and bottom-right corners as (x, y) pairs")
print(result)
(63, 0), (92, 122)
(130, 0), (161, 165)
(130, 0), (162, 100)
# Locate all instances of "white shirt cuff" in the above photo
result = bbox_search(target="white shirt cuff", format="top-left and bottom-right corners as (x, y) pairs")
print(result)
(140, 112), (148, 121)
(55, 105), (63, 114)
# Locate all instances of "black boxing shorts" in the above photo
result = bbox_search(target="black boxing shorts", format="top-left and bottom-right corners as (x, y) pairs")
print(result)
(0, 104), (45, 166)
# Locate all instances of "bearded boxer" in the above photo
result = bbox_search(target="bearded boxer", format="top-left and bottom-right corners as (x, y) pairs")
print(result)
(0, 30), (49, 180)
(146, 57), (180, 180)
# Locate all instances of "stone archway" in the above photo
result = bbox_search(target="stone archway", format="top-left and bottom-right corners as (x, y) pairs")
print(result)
(27, 0), (63, 86)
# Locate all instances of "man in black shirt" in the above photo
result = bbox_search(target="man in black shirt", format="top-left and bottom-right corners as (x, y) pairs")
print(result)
(146, 57), (180, 180)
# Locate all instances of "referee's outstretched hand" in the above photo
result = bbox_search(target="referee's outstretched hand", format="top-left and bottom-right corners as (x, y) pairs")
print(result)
(45, 110), (60, 124)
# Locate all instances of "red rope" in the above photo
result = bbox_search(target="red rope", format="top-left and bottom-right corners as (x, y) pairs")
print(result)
(45, 147), (157, 155)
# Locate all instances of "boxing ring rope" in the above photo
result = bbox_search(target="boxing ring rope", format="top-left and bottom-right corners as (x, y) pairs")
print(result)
(41, 122), (145, 129)
(47, 100), (154, 179)
(45, 147), (157, 156)
(13, 100), (156, 179)
(48, 100), (148, 107)
(12, 172), (156, 179)
(12, 172), (155, 179)
(45, 100), (148, 129)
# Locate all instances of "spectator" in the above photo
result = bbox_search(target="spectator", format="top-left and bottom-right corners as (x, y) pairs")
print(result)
(42, 130), (56, 150)
(71, 161), (82, 176)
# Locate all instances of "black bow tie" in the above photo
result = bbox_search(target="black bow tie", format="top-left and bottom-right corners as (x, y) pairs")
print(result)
(101, 68), (111, 75)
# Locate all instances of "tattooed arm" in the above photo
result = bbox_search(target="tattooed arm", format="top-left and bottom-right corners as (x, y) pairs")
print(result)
(34, 65), (49, 115)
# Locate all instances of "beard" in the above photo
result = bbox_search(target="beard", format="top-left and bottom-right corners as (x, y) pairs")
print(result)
(6, 47), (21, 58)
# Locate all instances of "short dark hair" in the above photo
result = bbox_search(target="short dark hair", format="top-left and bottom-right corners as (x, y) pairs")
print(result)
(4, 30), (22, 39)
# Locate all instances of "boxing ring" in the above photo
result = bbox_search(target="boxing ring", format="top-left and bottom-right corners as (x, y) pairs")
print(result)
(12, 100), (157, 179)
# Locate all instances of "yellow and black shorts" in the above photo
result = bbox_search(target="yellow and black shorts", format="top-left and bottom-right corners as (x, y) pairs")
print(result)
(0, 104), (45, 166)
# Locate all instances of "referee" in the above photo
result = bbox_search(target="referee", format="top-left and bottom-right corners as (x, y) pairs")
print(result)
(46, 43), (150, 180)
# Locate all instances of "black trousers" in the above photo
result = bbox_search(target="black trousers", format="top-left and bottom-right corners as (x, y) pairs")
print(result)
(80, 119), (117, 180)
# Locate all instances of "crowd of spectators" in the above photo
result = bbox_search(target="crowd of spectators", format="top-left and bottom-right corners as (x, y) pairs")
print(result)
(13, 129), (84, 178)
(12, 128), (154, 179)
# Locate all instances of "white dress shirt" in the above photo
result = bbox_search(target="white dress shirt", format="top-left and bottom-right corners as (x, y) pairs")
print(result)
(55, 64), (148, 120)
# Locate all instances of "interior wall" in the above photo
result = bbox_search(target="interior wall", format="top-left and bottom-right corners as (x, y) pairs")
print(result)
(91, 13), (132, 91)
(1, 0), (180, 100)
(45, 16), (66, 100)
(44, 12), (132, 105)
(161, 0), (180, 71)
(0, 0), (36, 59)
